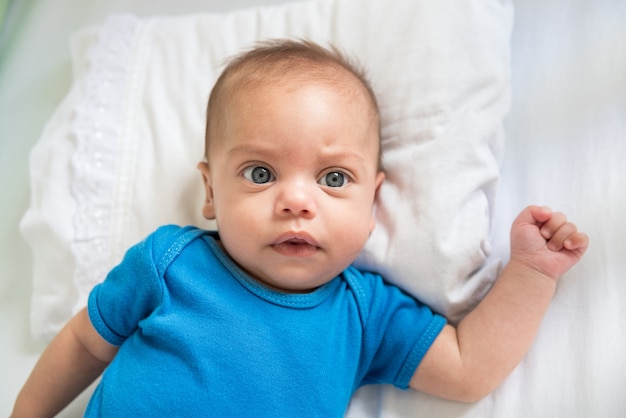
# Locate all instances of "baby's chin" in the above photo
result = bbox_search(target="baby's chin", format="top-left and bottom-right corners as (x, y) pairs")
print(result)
(252, 274), (329, 294)
(245, 266), (341, 295)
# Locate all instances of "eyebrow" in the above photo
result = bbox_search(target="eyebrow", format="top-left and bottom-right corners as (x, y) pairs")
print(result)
(226, 144), (273, 157)
(226, 143), (369, 168)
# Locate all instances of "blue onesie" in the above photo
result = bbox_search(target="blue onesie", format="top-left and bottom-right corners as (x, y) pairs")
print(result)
(86, 225), (446, 417)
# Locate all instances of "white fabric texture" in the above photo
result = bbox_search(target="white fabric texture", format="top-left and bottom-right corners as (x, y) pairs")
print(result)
(20, 0), (512, 343)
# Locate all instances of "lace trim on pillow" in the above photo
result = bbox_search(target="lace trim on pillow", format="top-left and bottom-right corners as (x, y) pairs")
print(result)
(70, 15), (142, 312)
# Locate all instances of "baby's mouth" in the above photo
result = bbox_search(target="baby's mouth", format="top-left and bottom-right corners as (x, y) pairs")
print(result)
(271, 233), (320, 257)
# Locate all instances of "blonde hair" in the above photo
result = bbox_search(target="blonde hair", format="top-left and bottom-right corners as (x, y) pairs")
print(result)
(204, 39), (382, 169)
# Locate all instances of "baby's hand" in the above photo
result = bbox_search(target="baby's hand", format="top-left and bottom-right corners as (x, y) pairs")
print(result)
(509, 206), (589, 281)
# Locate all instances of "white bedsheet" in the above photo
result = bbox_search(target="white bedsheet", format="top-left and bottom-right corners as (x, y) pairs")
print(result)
(1, 0), (624, 417)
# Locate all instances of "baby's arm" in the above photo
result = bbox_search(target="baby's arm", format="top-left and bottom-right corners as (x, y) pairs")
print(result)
(410, 206), (589, 402)
(11, 308), (118, 417)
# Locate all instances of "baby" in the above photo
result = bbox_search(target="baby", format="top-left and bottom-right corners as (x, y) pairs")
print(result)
(12, 39), (588, 417)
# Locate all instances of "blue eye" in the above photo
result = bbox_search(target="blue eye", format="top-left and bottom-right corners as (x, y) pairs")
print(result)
(319, 171), (348, 188)
(243, 166), (275, 184)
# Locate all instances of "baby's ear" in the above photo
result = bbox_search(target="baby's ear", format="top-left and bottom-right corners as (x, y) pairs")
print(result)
(197, 161), (216, 220)
(369, 171), (386, 233)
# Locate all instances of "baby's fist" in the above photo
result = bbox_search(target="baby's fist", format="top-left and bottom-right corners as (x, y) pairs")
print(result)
(510, 206), (589, 281)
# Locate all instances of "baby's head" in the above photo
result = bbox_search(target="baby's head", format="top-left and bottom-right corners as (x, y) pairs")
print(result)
(198, 39), (385, 292)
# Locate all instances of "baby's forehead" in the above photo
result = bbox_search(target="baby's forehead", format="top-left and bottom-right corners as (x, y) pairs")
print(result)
(228, 64), (377, 115)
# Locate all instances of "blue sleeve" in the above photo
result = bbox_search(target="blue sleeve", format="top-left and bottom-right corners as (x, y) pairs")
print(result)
(87, 227), (177, 346)
(353, 270), (447, 389)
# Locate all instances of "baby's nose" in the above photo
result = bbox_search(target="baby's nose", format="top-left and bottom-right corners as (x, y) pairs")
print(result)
(275, 179), (317, 218)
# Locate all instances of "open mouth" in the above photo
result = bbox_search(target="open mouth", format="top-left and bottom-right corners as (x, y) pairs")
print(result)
(271, 233), (320, 257)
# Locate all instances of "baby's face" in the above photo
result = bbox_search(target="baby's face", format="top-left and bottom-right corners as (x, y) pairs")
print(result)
(199, 80), (384, 292)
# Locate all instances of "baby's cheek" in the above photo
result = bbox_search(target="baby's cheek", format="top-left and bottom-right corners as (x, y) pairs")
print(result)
(342, 217), (372, 253)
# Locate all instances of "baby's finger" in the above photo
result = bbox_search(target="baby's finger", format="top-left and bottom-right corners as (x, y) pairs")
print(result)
(547, 222), (578, 251)
(527, 205), (552, 225)
(564, 232), (590, 251)
(540, 211), (567, 239)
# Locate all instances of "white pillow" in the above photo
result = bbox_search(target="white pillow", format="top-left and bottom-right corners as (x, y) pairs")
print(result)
(20, 0), (512, 341)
